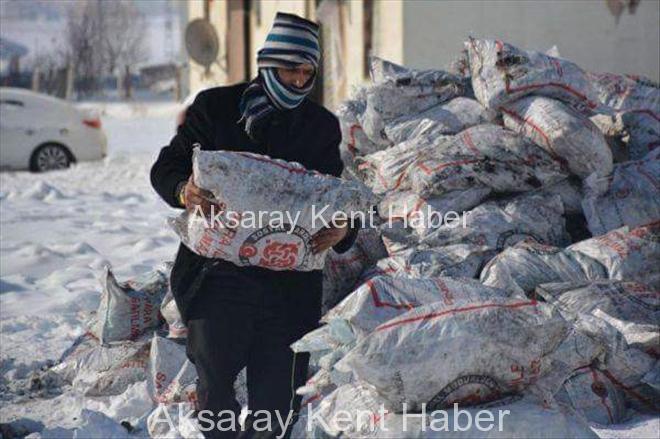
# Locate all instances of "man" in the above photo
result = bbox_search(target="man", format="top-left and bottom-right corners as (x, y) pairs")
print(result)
(150, 12), (357, 438)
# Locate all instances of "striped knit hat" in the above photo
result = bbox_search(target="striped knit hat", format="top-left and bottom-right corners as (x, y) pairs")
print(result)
(239, 12), (321, 142)
(257, 12), (321, 71)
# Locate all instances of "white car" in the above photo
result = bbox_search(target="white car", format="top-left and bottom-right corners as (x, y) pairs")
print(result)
(0, 87), (107, 172)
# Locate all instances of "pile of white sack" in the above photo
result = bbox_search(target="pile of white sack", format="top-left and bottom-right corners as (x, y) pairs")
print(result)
(38, 38), (658, 438)
(41, 263), (232, 438)
(291, 38), (659, 438)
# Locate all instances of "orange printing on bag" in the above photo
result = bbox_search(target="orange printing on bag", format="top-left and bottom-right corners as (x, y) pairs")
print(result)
(358, 159), (410, 192)
(347, 124), (362, 156)
(376, 300), (539, 332)
(129, 296), (141, 340)
(415, 158), (482, 176)
(509, 359), (541, 386)
(235, 151), (312, 175)
(432, 278), (454, 306)
(367, 279), (418, 310)
(499, 107), (563, 164)
(258, 241), (300, 269)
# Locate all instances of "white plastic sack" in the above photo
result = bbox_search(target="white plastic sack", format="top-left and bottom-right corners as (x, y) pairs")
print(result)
(370, 56), (465, 89)
(588, 73), (660, 160)
(312, 383), (597, 439)
(410, 125), (567, 197)
(337, 89), (384, 180)
(148, 334), (197, 405)
(589, 72), (660, 114)
(160, 289), (187, 339)
(359, 58), (465, 146)
(93, 266), (169, 343)
(360, 81), (463, 147)
(529, 177), (584, 215)
(335, 298), (567, 411)
(378, 188), (491, 239)
(422, 194), (571, 252)
(354, 224), (388, 264)
(480, 240), (607, 297)
(536, 281), (659, 357)
(590, 111), (659, 162)
(536, 282), (659, 410)
(556, 367), (627, 425)
(291, 323), (348, 355)
(384, 97), (496, 145)
(373, 244), (496, 280)
(567, 222), (660, 287)
(172, 148), (373, 271)
(622, 110), (660, 161)
(296, 367), (340, 402)
(466, 38), (600, 111)
(582, 155), (660, 236)
(307, 381), (385, 438)
(52, 333), (150, 396)
(356, 135), (440, 195)
(378, 219), (418, 256)
(323, 275), (513, 341)
(502, 96), (612, 178)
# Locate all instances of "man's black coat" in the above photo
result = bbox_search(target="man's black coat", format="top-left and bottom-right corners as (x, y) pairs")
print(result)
(150, 83), (355, 324)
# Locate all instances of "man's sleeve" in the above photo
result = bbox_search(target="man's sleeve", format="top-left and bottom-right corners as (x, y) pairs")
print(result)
(150, 92), (214, 208)
(315, 117), (344, 178)
(317, 116), (361, 254)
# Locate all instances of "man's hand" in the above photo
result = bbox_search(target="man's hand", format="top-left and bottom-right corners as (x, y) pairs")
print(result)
(311, 220), (349, 254)
(183, 174), (221, 216)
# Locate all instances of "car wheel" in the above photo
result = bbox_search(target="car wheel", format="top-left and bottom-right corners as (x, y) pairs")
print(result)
(30, 143), (72, 172)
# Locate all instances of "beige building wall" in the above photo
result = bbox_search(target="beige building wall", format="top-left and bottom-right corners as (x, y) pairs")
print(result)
(186, 0), (229, 96)
(341, 0), (404, 91)
(402, 0), (660, 81)
(372, 0), (403, 68)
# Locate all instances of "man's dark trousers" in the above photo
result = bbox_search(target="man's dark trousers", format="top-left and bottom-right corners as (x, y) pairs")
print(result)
(185, 266), (321, 439)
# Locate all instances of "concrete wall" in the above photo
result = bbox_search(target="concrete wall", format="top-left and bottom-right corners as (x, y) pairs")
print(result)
(403, 0), (660, 81)
(334, 0), (404, 91)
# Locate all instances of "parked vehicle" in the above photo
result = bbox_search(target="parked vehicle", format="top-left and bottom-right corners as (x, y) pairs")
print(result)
(0, 87), (107, 172)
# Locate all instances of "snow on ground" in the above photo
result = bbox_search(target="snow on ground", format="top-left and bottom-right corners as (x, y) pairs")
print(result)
(0, 100), (658, 438)
(0, 101), (182, 435)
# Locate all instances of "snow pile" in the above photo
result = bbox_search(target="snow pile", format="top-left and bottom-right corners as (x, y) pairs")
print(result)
(291, 38), (660, 438)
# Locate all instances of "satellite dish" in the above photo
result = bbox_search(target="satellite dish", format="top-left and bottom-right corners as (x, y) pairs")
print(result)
(185, 18), (220, 68)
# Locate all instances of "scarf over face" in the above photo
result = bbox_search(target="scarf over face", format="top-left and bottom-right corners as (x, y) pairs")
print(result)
(239, 12), (321, 142)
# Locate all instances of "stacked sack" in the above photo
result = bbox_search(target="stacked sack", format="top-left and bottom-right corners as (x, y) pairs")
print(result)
(588, 73), (659, 161)
(45, 263), (238, 438)
(50, 264), (172, 397)
(291, 38), (659, 438)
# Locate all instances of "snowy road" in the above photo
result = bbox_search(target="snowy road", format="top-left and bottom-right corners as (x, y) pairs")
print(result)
(0, 102), (183, 431)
